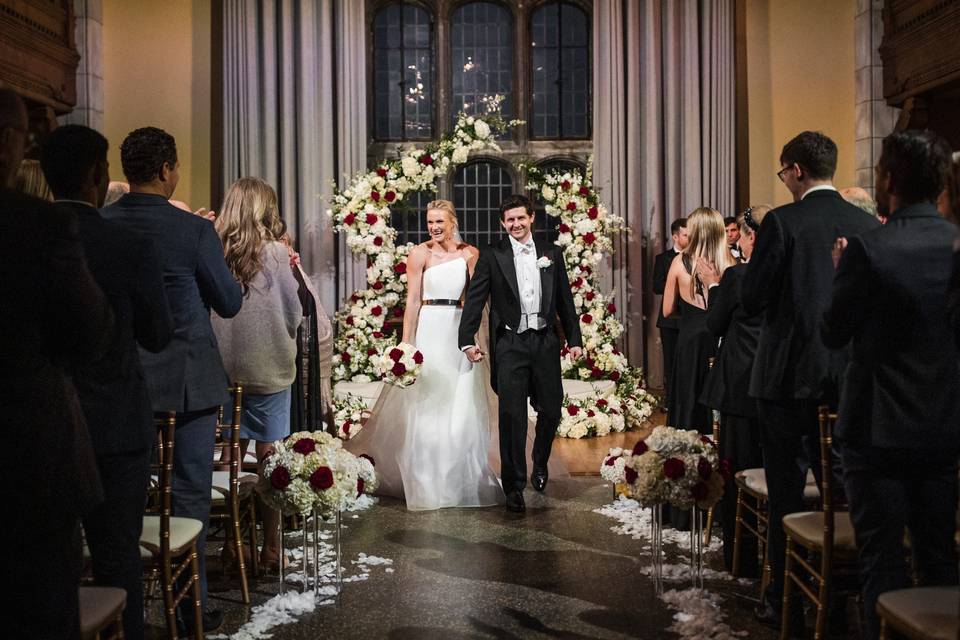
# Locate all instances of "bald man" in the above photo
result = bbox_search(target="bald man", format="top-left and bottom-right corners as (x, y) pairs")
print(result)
(841, 186), (883, 223)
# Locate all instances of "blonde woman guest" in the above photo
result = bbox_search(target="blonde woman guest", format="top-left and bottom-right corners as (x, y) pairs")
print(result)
(211, 177), (302, 572)
(15, 159), (52, 200)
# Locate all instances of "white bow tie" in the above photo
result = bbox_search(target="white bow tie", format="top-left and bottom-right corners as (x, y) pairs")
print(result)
(513, 242), (534, 256)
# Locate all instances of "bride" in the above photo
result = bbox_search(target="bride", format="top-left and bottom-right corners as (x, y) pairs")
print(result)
(347, 199), (504, 510)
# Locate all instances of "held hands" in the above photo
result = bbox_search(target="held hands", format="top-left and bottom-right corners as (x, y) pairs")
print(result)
(465, 346), (484, 363)
(832, 237), (848, 270)
(695, 256), (721, 288)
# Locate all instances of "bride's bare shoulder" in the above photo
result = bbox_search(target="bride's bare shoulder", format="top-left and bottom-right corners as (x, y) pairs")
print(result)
(459, 243), (480, 258)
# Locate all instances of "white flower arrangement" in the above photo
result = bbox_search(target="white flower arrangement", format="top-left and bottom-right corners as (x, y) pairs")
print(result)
(375, 342), (423, 387)
(332, 328), (396, 383)
(333, 394), (370, 440)
(557, 394), (626, 439)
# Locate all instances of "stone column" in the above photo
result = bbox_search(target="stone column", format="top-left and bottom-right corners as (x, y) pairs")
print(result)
(61, 0), (103, 131)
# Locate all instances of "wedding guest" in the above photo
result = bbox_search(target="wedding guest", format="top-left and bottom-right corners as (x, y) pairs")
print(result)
(0, 87), (113, 640)
(15, 158), (52, 200)
(841, 186), (881, 221)
(936, 151), (960, 223)
(699, 204), (771, 575)
(104, 180), (128, 206)
(211, 177), (302, 573)
(652, 217), (688, 408)
(42, 124), (173, 640)
(102, 126), (242, 634)
(724, 216), (742, 261)
(740, 131), (879, 632)
(823, 130), (959, 640)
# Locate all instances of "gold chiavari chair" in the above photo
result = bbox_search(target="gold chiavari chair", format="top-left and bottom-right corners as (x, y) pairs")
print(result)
(79, 586), (126, 640)
(142, 412), (204, 639)
(877, 586), (960, 640)
(780, 406), (858, 640)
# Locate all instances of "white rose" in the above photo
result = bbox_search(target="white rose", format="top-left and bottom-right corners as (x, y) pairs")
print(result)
(452, 147), (469, 164)
(474, 119), (491, 139)
(575, 219), (595, 235)
(401, 156), (420, 178)
(541, 185), (556, 201)
(466, 116), (475, 125)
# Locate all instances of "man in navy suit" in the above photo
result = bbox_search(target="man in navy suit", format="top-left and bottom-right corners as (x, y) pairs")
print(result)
(43, 124), (173, 640)
(823, 130), (959, 639)
(103, 127), (242, 633)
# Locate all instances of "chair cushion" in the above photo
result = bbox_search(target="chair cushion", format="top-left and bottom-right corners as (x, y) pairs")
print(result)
(877, 586), (960, 640)
(781, 511), (857, 551)
(210, 470), (258, 501)
(737, 468), (820, 501)
(140, 515), (203, 558)
(79, 586), (126, 638)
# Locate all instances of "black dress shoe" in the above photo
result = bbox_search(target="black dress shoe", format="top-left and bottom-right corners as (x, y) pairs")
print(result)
(177, 608), (224, 637)
(531, 468), (548, 492)
(505, 491), (526, 513)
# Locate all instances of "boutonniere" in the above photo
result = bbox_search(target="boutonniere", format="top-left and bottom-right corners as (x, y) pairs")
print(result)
(536, 256), (553, 269)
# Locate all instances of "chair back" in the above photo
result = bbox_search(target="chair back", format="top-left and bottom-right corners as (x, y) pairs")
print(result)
(149, 412), (177, 575)
(817, 405), (839, 557)
(215, 385), (244, 488)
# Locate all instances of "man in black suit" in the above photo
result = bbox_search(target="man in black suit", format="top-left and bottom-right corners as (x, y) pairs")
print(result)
(459, 194), (583, 513)
(822, 130), (959, 640)
(724, 216), (742, 261)
(42, 124), (173, 640)
(0, 88), (114, 639)
(741, 131), (880, 629)
(652, 218), (687, 408)
(103, 127), (242, 632)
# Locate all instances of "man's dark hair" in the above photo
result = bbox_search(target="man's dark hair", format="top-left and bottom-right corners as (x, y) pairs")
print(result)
(670, 217), (687, 235)
(779, 131), (838, 181)
(120, 126), (177, 184)
(878, 129), (952, 204)
(40, 125), (108, 198)
(499, 194), (534, 219)
(723, 216), (737, 226)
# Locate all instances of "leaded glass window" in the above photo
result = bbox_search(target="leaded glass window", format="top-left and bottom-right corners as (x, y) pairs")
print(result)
(390, 188), (437, 246)
(530, 2), (590, 139)
(373, 2), (433, 140)
(450, 2), (514, 126)
(452, 160), (515, 248)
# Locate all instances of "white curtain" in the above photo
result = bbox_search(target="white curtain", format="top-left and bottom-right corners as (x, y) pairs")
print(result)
(222, 0), (366, 312)
(593, 0), (735, 387)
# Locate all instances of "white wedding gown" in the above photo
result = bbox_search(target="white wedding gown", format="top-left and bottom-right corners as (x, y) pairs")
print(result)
(347, 257), (504, 510)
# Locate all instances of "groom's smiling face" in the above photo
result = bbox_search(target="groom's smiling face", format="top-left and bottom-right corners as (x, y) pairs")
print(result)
(501, 206), (534, 243)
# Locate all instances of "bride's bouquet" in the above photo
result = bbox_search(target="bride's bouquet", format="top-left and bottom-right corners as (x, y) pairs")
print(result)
(376, 342), (423, 387)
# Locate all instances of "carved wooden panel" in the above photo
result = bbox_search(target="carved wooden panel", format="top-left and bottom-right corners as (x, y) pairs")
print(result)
(0, 0), (79, 114)
(880, 0), (960, 106)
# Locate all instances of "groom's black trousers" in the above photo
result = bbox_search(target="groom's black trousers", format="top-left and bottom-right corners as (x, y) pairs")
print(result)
(495, 327), (563, 493)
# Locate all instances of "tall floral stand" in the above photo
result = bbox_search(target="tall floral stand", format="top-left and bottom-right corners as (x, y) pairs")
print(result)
(649, 504), (664, 595)
(649, 503), (706, 592)
(278, 509), (343, 601)
(690, 507), (705, 589)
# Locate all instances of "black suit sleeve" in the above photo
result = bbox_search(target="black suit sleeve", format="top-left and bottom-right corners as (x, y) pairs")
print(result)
(949, 248), (960, 345)
(459, 249), (492, 349)
(196, 220), (243, 318)
(705, 267), (739, 337)
(821, 236), (871, 349)
(741, 211), (786, 316)
(131, 236), (173, 353)
(652, 252), (669, 295)
(555, 248), (583, 348)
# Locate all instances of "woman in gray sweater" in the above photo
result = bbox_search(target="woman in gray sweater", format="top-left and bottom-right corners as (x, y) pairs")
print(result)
(212, 177), (302, 572)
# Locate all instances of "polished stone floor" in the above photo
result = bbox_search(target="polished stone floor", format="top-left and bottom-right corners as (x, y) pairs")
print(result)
(146, 476), (780, 639)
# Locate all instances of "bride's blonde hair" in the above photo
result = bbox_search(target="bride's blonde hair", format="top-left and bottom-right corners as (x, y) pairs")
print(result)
(216, 177), (286, 293)
(684, 207), (735, 299)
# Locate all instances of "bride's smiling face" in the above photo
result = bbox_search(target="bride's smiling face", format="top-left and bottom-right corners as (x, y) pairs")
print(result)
(426, 208), (456, 242)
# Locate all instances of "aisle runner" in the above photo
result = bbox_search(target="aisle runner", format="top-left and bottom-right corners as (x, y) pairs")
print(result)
(594, 495), (750, 640)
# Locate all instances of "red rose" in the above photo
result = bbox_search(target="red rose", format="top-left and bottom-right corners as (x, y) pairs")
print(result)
(366, 348), (377, 356)
(341, 352), (351, 364)
(610, 371), (621, 382)
(585, 357), (595, 368)
(372, 331), (383, 339)
(371, 306), (383, 316)
(365, 213), (378, 225)
(389, 348), (404, 362)
(561, 180), (571, 190)
(613, 348), (621, 355)
(394, 262), (407, 274)
(343, 213), (356, 226)
(591, 367), (603, 379)
(597, 398), (608, 407)
(413, 351), (423, 364)
(345, 315), (355, 326)
(697, 457), (712, 480)
(583, 232), (596, 245)
(357, 477), (365, 497)
(587, 409), (596, 418)
(567, 405), (579, 416)
(719, 459), (732, 481)
(385, 191), (396, 203)
(581, 313), (593, 324)
(372, 281), (383, 290)
(691, 482), (709, 500)
(342, 421), (352, 436)
(604, 455), (619, 466)
(585, 291), (595, 301)
(566, 201), (577, 211)
(663, 457), (686, 480)
(367, 257), (374, 268)
(373, 236), (384, 247)
(561, 347), (570, 356)
(607, 303), (617, 313)
(579, 186), (590, 196)
(583, 266), (592, 275)
(632, 440), (648, 456)
(309, 466), (334, 490)
(572, 277), (583, 289)
(360, 453), (376, 467)
(419, 154), (433, 166)
(391, 361), (407, 377)
(588, 206), (598, 219)
(376, 167), (388, 177)
(351, 293), (361, 302)
(370, 191), (381, 202)
(625, 466), (638, 484)
(292, 438), (316, 455)
(559, 223), (571, 233)
(393, 307), (404, 317)
(700, 435), (716, 448)
(270, 466), (292, 489)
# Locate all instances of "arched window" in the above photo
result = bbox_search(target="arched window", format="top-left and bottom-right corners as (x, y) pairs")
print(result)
(452, 159), (515, 248)
(530, 2), (590, 139)
(530, 158), (584, 243)
(450, 2), (514, 126)
(373, 2), (434, 140)
(390, 188), (437, 246)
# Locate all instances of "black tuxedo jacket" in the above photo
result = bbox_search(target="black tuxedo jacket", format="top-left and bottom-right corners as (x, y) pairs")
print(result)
(57, 201), (174, 455)
(0, 189), (113, 530)
(741, 189), (879, 401)
(102, 193), (242, 412)
(652, 248), (679, 330)
(700, 263), (761, 417)
(822, 203), (960, 451)
(458, 237), (583, 390)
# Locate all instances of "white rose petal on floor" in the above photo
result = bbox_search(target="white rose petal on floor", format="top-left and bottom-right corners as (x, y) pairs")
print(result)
(660, 588), (749, 640)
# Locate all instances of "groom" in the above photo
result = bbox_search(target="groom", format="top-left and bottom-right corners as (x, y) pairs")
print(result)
(459, 194), (583, 513)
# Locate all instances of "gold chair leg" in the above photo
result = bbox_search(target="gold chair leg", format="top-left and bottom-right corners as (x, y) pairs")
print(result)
(703, 505), (715, 545)
(732, 488), (744, 576)
(190, 546), (203, 639)
(814, 569), (829, 640)
(232, 500), (250, 603)
(780, 537), (795, 640)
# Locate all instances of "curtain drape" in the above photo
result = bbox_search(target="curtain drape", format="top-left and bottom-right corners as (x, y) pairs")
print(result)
(593, 0), (735, 388)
